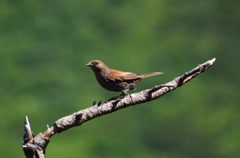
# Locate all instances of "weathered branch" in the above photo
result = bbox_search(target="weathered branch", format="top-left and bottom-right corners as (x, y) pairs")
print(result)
(23, 58), (216, 157)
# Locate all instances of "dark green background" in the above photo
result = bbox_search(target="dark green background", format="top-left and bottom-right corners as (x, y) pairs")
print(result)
(1, 0), (239, 157)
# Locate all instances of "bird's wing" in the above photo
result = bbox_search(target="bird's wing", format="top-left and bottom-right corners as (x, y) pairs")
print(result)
(108, 69), (141, 81)
(118, 72), (141, 80)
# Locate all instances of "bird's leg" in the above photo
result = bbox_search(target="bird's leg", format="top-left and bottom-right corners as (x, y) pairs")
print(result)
(122, 90), (133, 103)
(107, 92), (125, 102)
(107, 90), (131, 102)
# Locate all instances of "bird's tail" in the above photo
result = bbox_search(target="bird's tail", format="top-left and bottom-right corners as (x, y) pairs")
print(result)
(141, 72), (164, 78)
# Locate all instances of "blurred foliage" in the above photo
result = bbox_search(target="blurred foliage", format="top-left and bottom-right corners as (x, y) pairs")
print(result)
(0, 0), (239, 157)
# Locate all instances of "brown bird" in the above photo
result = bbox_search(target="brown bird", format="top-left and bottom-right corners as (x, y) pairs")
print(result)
(86, 60), (164, 99)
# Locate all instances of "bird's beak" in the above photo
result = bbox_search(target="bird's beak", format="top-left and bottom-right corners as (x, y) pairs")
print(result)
(86, 63), (94, 67)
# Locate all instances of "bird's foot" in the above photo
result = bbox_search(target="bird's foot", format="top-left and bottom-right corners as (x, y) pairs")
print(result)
(106, 94), (124, 102)
(106, 91), (129, 102)
(107, 96), (121, 101)
(127, 94), (133, 103)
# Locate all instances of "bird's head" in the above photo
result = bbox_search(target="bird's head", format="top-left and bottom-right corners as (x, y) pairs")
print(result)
(86, 60), (109, 72)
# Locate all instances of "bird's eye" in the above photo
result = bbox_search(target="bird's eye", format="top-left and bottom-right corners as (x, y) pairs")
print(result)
(95, 62), (99, 64)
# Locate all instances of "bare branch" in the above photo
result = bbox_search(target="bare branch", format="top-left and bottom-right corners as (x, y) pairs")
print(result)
(23, 58), (216, 157)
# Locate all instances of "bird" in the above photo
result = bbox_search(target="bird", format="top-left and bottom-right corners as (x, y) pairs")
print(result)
(86, 60), (164, 100)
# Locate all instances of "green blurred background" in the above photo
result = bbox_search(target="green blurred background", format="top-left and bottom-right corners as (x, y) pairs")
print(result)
(0, 0), (239, 157)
